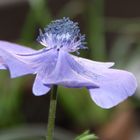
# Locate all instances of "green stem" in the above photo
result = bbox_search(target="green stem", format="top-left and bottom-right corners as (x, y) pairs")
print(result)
(46, 85), (58, 140)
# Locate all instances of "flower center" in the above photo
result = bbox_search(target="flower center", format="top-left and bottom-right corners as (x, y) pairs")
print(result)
(37, 17), (87, 52)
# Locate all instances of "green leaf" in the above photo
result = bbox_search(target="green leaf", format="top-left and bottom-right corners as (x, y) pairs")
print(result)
(75, 130), (98, 140)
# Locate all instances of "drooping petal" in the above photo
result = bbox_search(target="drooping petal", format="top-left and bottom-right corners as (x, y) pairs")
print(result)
(33, 75), (51, 96)
(0, 41), (36, 53)
(43, 50), (99, 88)
(0, 56), (6, 69)
(88, 69), (137, 108)
(72, 55), (114, 70)
(18, 48), (58, 96)
(0, 41), (36, 77)
(17, 49), (58, 76)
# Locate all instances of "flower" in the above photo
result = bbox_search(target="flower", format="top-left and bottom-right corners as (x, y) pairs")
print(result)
(0, 17), (137, 108)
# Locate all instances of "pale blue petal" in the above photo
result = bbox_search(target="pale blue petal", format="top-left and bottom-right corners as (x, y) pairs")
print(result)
(0, 41), (36, 77)
(18, 49), (58, 76)
(43, 50), (99, 88)
(0, 41), (36, 53)
(0, 65), (6, 69)
(33, 76), (51, 96)
(72, 55), (114, 70)
(88, 69), (137, 108)
(0, 56), (6, 69)
(19, 49), (57, 96)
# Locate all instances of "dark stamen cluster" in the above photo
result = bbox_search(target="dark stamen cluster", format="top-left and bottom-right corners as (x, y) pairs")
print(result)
(37, 17), (87, 50)
(45, 17), (80, 38)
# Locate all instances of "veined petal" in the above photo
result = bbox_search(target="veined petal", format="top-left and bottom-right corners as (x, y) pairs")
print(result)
(0, 41), (36, 77)
(72, 55), (114, 70)
(0, 41), (36, 53)
(17, 49), (58, 76)
(33, 75), (51, 96)
(88, 69), (137, 109)
(43, 50), (99, 88)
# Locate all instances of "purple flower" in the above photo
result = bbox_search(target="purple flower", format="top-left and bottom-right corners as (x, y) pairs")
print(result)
(0, 18), (137, 108)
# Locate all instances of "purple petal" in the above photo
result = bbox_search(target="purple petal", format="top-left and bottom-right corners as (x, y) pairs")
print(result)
(33, 76), (51, 96)
(0, 41), (36, 53)
(43, 50), (99, 88)
(0, 56), (6, 69)
(0, 41), (36, 77)
(72, 55), (114, 70)
(88, 69), (137, 108)
(18, 49), (58, 76)
(19, 49), (57, 96)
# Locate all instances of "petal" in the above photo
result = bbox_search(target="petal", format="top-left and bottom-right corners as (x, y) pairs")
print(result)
(0, 41), (36, 77)
(72, 55), (114, 70)
(18, 49), (58, 75)
(88, 69), (137, 108)
(33, 76), (51, 96)
(0, 56), (6, 69)
(43, 50), (99, 88)
(0, 41), (36, 53)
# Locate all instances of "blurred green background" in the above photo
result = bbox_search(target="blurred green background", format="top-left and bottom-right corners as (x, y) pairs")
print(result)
(0, 0), (140, 140)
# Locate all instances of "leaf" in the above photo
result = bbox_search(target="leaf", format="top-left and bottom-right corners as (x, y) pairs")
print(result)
(75, 130), (98, 140)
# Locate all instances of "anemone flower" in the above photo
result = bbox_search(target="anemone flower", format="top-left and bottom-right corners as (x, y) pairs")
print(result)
(0, 17), (137, 109)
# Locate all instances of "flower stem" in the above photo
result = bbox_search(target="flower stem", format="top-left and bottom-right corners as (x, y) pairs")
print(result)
(46, 85), (58, 140)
